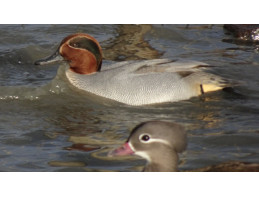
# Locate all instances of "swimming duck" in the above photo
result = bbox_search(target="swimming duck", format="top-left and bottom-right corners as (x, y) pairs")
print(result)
(108, 121), (259, 172)
(108, 121), (187, 172)
(35, 33), (231, 106)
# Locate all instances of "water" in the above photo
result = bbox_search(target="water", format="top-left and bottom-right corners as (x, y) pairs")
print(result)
(0, 24), (258, 171)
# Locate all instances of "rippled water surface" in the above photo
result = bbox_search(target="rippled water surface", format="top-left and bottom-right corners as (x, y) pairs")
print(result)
(0, 24), (258, 171)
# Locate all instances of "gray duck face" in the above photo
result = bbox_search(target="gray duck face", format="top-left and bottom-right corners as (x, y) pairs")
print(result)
(109, 121), (187, 171)
(129, 121), (186, 151)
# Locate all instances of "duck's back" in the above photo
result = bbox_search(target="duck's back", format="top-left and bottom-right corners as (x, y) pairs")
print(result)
(66, 59), (228, 105)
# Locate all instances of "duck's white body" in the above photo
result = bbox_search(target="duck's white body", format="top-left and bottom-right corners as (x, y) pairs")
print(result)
(66, 59), (224, 105)
(35, 33), (229, 106)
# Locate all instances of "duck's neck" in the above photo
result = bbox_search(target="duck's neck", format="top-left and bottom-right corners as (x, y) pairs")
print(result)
(69, 54), (99, 74)
(143, 147), (179, 172)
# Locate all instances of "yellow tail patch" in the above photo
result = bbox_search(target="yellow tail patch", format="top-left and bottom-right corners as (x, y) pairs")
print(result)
(201, 84), (223, 93)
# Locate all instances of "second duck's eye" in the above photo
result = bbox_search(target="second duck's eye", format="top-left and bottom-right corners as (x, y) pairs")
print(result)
(140, 134), (150, 142)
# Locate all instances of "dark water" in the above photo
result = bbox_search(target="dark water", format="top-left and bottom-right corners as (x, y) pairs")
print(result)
(0, 24), (258, 171)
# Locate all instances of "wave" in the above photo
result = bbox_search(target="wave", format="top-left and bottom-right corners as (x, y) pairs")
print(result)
(0, 65), (69, 100)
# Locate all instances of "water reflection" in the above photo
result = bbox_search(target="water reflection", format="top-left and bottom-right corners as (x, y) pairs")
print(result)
(103, 24), (162, 61)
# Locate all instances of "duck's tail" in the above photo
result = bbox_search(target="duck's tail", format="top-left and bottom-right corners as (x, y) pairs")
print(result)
(200, 83), (223, 94)
(189, 71), (240, 94)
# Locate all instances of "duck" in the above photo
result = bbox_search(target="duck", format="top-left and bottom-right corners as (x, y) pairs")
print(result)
(35, 33), (232, 106)
(108, 121), (259, 172)
(108, 120), (187, 172)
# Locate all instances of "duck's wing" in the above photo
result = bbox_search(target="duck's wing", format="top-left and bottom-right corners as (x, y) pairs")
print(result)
(101, 61), (134, 71)
(128, 59), (236, 93)
(102, 59), (210, 73)
(131, 59), (211, 74)
(102, 59), (236, 94)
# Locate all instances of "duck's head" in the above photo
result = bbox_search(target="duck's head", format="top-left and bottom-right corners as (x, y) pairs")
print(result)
(109, 121), (187, 171)
(35, 33), (103, 74)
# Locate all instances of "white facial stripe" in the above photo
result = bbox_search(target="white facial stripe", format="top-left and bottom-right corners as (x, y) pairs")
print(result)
(129, 135), (171, 162)
(148, 138), (171, 147)
(128, 141), (150, 162)
(139, 133), (171, 147)
(128, 141), (136, 152)
(135, 151), (151, 162)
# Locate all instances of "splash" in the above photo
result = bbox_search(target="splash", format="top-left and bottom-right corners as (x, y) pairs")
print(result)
(0, 65), (69, 100)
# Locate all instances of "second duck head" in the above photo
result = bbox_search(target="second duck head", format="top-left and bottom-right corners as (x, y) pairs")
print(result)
(109, 121), (187, 172)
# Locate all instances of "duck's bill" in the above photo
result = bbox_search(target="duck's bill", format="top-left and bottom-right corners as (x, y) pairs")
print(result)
(34, 50), (64, 65)
(108, 142), (134, 157)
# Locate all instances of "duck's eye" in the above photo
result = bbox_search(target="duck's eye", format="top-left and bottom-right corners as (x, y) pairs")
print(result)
(141, 135), (150, 142)
(72, 43), (79, 47)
